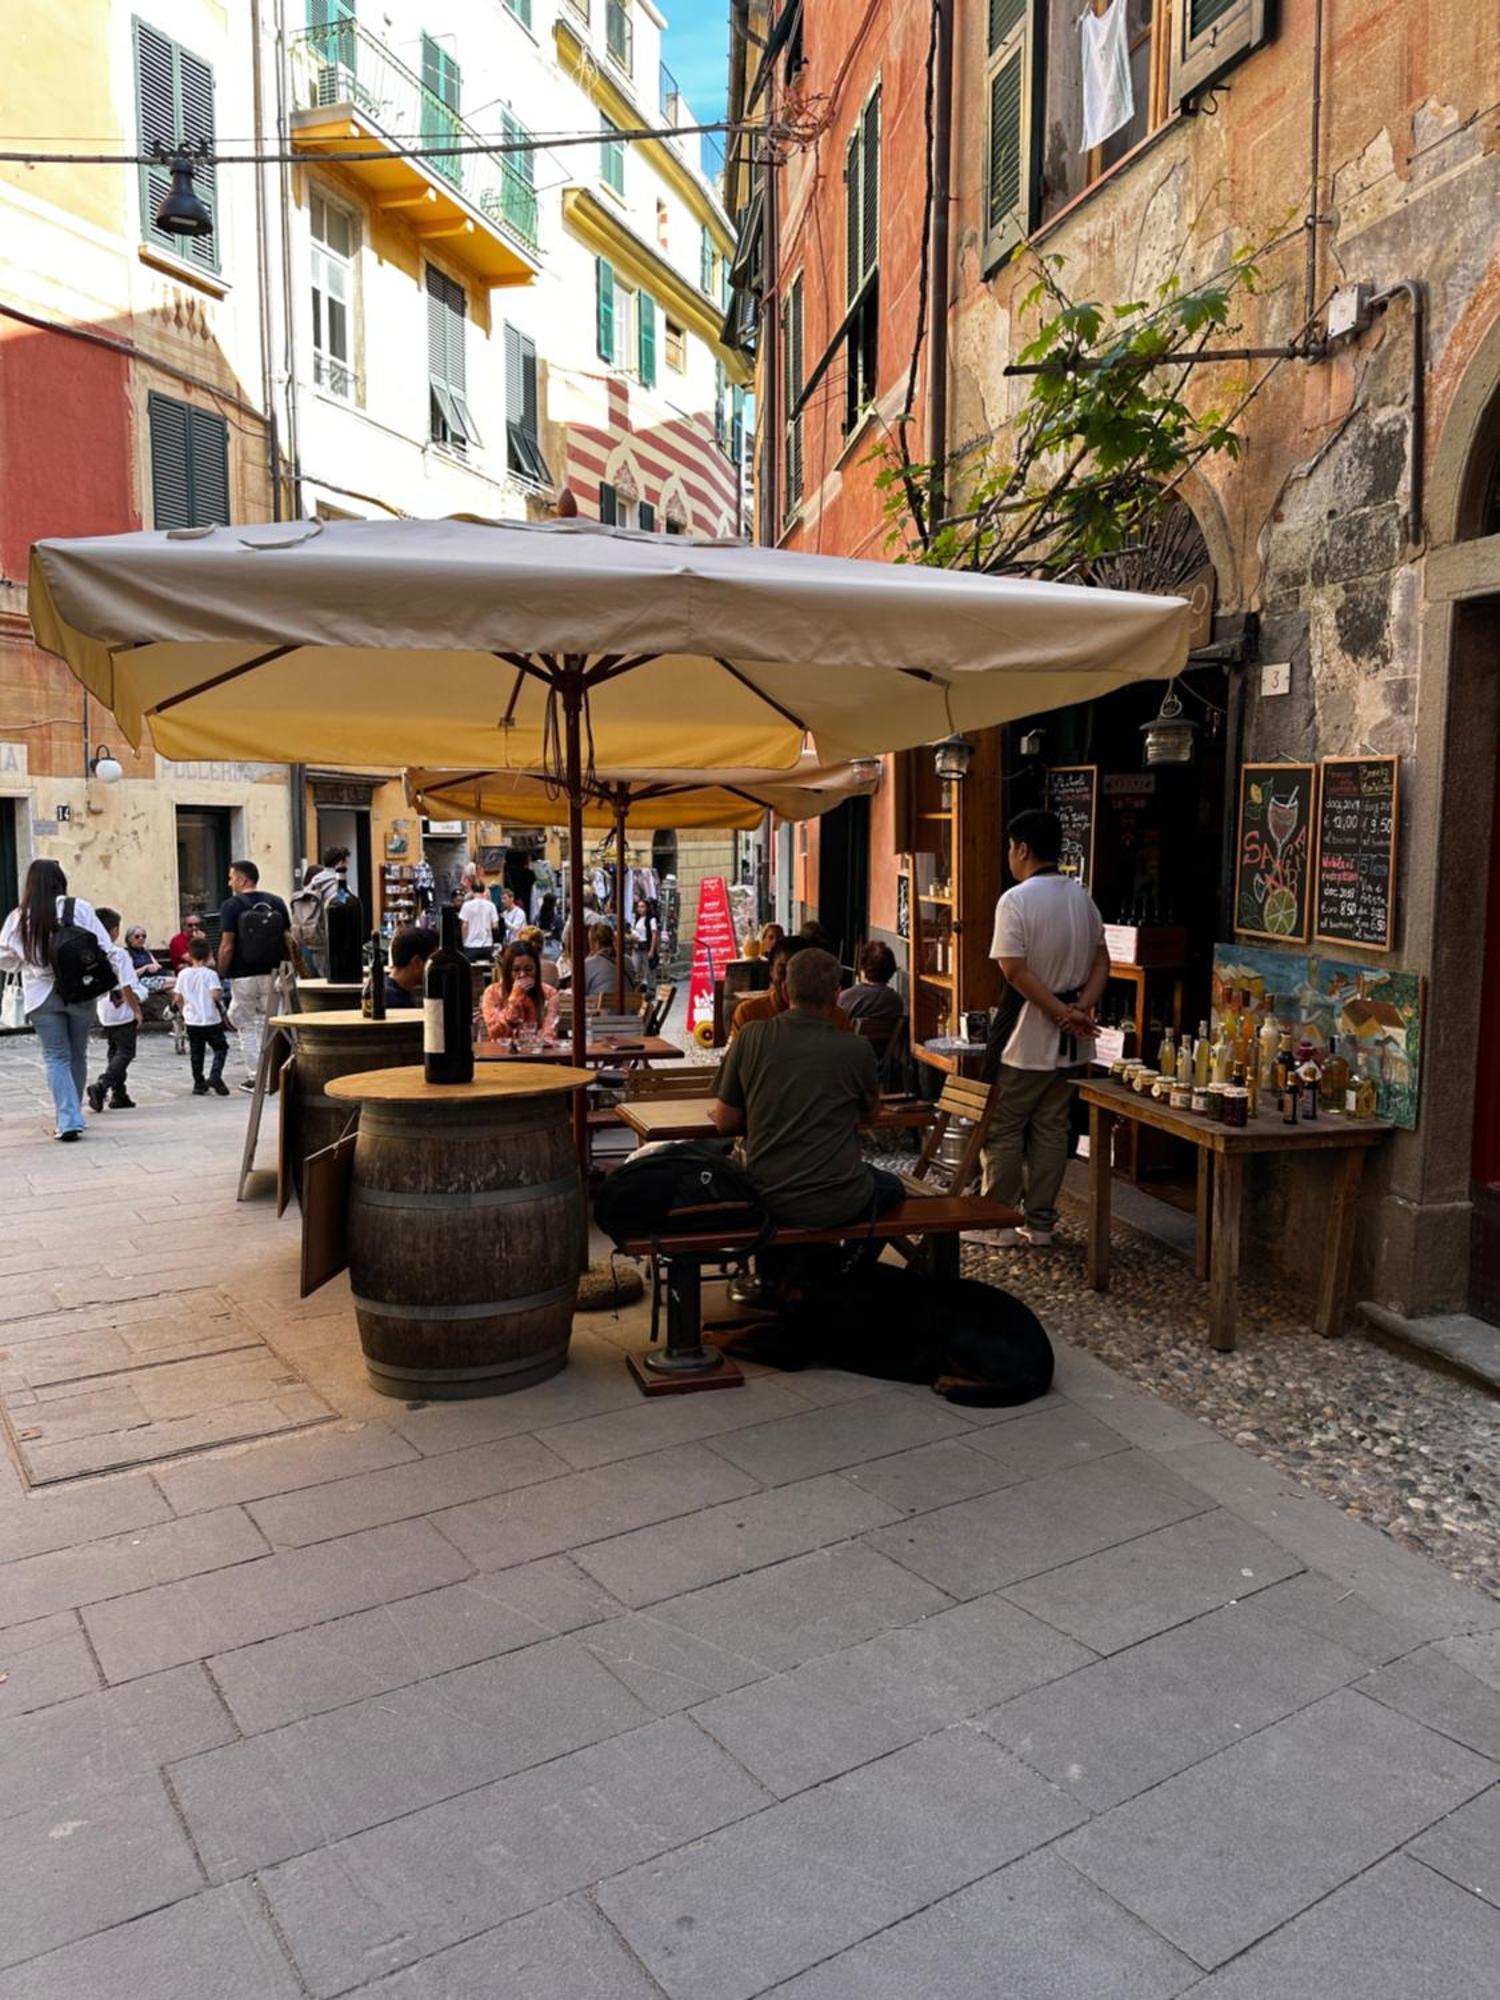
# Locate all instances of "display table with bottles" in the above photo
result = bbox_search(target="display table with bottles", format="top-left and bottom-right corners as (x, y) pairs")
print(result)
(1077, 1077), (1390, 1354)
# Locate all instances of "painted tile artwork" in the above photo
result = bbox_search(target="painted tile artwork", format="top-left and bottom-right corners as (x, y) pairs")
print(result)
(1212, 945), (1423, 1129)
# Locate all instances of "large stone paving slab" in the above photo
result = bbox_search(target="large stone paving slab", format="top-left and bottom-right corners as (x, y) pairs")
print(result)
(1, 1505), (268, 1628)
(0, 1883), (301, 2000)
(1407, 1780), (1500, 1908)
(352, 1896), (664, 2000)
(1059, 1688), (1498, 1968)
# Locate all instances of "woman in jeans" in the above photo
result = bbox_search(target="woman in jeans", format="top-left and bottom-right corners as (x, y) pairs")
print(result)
(0, 859), (113, 1140)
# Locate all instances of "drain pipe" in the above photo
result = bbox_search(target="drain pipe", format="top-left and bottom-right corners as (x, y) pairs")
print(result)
(1369, 279), (1427, 553)
(1304, 0), (1326, 329)
(927, 0), (955, 522)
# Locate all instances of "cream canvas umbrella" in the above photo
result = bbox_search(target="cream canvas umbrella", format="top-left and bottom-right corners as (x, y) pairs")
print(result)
(29, 514), (1189, 1105)
(406, 753), (881, 1009)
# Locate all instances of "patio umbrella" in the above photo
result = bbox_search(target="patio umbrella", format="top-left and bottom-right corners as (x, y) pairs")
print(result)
(406, 752), (881, 1008)
(29, 515), (1190, 1128)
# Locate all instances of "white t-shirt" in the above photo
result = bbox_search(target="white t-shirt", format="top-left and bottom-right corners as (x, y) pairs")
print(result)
(0, 895), (114, 1013)
(461, 898), (499, 949)
(176, 963), (224, 1027)
(990, 871), (1105, 1070)
(501, 902), (526, 941)
(97, 943), (146, 1027)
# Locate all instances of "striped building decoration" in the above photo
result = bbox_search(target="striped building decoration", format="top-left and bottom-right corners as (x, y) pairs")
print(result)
(552, 373), (740, 536)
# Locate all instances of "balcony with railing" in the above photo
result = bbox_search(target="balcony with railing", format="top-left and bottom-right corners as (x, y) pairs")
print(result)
(659, 62), (684, 128)
(289, 19), (541, 287)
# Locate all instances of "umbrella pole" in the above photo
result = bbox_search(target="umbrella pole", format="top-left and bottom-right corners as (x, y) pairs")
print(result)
(613, 790), (628, 1014)
(564, 673), (589, 1170)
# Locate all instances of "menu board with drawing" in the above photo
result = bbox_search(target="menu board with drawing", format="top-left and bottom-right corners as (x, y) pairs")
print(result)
(1314, 756), (1399, 951)
(1044, 765), (1097, 889)
(1234, 762), (1316, 942)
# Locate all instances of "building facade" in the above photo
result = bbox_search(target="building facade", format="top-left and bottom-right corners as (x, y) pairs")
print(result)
(730, 0), (1500, 1325)
(1, 0), (748, 939)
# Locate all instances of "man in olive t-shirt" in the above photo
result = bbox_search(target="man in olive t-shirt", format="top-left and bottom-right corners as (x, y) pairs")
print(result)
(713, 948), (903, 1229)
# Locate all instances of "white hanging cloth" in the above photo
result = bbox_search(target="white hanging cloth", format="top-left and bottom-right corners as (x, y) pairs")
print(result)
(1080, 0), (1134, 151)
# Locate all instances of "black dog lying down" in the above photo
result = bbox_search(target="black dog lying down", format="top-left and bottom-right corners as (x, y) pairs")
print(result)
(728, 1262), (1054, 1408)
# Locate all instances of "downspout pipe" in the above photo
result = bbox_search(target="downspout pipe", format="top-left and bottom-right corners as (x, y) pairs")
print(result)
(1369, 280), (1427, 554)
(927, 0), (955, 522)
(1304, 0), (1325, 329)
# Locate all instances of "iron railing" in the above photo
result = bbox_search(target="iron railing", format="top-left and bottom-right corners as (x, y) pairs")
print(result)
(292, 20), (538, 252)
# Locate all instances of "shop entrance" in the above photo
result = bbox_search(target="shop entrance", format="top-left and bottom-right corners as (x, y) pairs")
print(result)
(175, 805), (232, 926)
(316, 804), (371, 902)
(0, 797), (18, 915)
(1470, 629), (1500, 1325)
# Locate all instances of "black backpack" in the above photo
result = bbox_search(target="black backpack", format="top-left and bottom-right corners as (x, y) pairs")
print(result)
(594, 1140), (769, 1246)
(234, 894), (286, 973)
(50, 899), (117, 1005)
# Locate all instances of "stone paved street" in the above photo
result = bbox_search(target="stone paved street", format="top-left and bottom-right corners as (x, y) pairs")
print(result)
(2, 1027), (1500, 1996)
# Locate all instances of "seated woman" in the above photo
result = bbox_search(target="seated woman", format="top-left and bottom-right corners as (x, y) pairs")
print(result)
(168, 913), (206, 970)
(517, 924), (559, 986)
(839, 940), (903, 1024)
(124, 925), (164, 978)
(480, 942), (558, 1043)
(582, 922), (620, 998)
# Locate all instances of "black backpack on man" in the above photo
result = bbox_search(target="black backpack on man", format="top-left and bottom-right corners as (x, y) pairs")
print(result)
(234, 896), (288, 974)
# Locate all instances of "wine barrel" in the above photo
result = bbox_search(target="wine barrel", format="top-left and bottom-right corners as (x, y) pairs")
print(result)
(275, 1012), (423, 1203)
(294, 979), (365, 1014)
(338, 1069), (587, 1398)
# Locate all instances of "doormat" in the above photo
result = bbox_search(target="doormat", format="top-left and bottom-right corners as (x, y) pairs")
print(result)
(0, 1288), (334, 1487)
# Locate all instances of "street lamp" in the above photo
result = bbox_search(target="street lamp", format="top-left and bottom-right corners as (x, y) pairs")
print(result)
(152, 141), (214, 239)
(848, 756), (882, 786)
(89, 747), (124, 784)
(1141, 685), (1196, 767)
(933, 735), (974, 784)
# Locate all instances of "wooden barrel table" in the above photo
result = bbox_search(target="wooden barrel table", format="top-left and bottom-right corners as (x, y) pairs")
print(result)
(293, 979), (365, 1014)
(326, 1064), (592, 1399)
(270, 1010), (423, 1205)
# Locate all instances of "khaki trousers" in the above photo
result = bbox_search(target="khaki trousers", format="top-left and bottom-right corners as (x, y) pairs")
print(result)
(980, 1063), (1078, 1231)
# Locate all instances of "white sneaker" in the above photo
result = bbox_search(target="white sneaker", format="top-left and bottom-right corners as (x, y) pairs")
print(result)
(966, 1226), (1021, 1248)
(1019, 1226), (1054, 1248)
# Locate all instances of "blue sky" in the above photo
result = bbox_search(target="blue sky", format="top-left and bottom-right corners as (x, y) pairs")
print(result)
(659, 0), (730, 122)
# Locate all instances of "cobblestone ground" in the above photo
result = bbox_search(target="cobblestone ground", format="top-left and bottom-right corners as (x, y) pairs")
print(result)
(2, 1022), (1499, 1997)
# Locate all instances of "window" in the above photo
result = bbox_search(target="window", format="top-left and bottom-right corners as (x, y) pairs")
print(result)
(664, 319), (687, 372)
(785, 1), (805, 81)
(656, 199), (669, 249)
(495, 108), (537, 245)
(781, 272), (804, 517)
(420, 33), (462, 189)
(1170, 0), (1272, 106)
(135, 20), (219, 273)
(700, 223), (714, 296)
(504, 325), (551, 484)
(310, 190), (357, 399)
(606, 0), (633, 74)
(426, 265), (480, 451)
(596, 258), (615, 362)
(601, 118), (625, 196)
(637, 293), (657, 387)
(503, 0), (532, 28)
(714, 360), (728, 450)
(599, 480), (618, 524)
(148, 391), (230, 529)
(731, 384), (746, 464)
(842, 87), (880, 427)
(639, 501), (657, 531)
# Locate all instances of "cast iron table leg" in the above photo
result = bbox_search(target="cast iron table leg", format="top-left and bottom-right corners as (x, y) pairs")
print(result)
(643, 1252), (727, 1378)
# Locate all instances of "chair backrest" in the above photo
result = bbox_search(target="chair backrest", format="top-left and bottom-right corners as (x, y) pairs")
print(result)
(909, 1073), (998, 1194)
(625, 1063), (722, 1100)
(853, 1013), (898, 1057)
(642, 981), (677, 1038)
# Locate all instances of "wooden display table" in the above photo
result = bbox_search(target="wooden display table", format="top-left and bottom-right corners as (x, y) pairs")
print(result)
(1078, 1078), (1391, 1353)
(326, 1064), (592, 1399)
(268, 1010), (422, 1207)
(293, 979), (364, 1014)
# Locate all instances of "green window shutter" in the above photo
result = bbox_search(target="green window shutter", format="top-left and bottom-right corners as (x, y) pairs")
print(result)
(700, 224), (713, 294)
(502, 109), (535, 189)
(421, 32), (460, 107)
(983, 1), (1033, 273)
(149, 392), (228, 528)
(601, 119), (625, 195)
(637, 294), (656, 387)
(596, 258), (615, 362)
(639, 500), (656, 531)
(135, 22), (219, 273)
(861, 90), (880, 281)
(504, 323), (525, 427)
(844, 131), (862, 305)
(599, 481), (618, 525)
(505, 0), (533, 28)
(1170, 0), (1273, 107)
(714, 359), (727, 447)
(187, 406), (230, 524)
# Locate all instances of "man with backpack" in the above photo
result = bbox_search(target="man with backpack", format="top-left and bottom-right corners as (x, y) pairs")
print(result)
(218, 859), (294, 1090)
(289, 845), (348, 975)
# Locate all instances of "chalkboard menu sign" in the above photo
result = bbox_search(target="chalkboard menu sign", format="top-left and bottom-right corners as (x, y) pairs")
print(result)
(896, 867), (911, 941)
(1234, 762), (1316, 942)
(1314, 756), (1399, 951)
(1044, 765), (1097, 890)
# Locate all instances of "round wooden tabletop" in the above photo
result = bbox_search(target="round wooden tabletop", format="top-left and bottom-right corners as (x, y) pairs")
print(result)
(294, 980), (363, 992)
(271, 1010), (424, 1030)
(327, 1063), (593, 1103)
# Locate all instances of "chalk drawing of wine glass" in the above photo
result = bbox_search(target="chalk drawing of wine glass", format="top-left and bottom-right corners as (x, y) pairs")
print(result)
(1261, 791), (1302, 933)
(1267, 790), (1300, 858)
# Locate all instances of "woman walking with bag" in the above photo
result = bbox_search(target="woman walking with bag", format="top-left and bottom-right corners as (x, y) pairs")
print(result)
(0, 860), (116, 1140)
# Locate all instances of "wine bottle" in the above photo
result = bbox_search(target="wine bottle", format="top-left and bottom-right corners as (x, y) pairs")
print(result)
(1193, 1021), (1211, 1090)
(424, 905), (475, 1085)
(362, 928), (386, 1021)
(325, 864), (364, 985)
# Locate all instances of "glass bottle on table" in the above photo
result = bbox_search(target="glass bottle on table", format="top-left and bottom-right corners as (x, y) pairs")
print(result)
(1320, 1037), (1349, 1115)
(1158, 1025), (1175, 1076)
(1193, 1021), (1211, 1090)
(361, 928), (386, 1020)
(424, 905), (475, 1085)
(1258, 997), (1282, 1094)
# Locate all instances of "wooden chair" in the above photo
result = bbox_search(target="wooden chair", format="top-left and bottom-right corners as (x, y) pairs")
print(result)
(625, 1063), (722, 1100)
(642, 982), (677, 1038)
(899, 1073), (998, 1198)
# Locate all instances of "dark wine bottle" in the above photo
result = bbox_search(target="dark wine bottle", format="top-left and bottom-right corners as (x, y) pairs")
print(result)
(362, 928), (386, 1020)
(424, 906), (474, 1084)
(325, 865), (364, 984)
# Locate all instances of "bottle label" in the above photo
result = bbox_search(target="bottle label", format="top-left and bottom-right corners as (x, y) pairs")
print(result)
(423, 997), (445, 1056)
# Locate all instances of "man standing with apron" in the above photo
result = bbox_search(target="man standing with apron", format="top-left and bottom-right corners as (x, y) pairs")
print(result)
(978, 809), (1109, 1248)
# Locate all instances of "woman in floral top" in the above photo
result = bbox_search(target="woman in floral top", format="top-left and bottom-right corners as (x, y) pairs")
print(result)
(480, 943), (557, 1043)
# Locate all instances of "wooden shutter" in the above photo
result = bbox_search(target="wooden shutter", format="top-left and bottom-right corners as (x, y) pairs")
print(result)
(507, 0), (533, 29)
(187, 406), (230, 524)
(421, 33), (460, 108)
(149, 393), (228, 528)
(844, 131), (862, 305)
(637, 293), (656, 387)
(135, 21), (219, 273)
(596, 258), (615, 362)
(639, 501), (656, 531)
(782, 275), (804, 513)
(860, 90), (880, 282)
(982, 0), (1033, 274)
(599, 482), (618, 525)
(700, 224), (713, 294)
(1169, 0), (1272, 107)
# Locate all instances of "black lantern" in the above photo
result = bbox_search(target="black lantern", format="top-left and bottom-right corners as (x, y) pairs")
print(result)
(933, 735), (974, 783)
(153, 141), (214, 239)
(1141, 685), (1196, 767)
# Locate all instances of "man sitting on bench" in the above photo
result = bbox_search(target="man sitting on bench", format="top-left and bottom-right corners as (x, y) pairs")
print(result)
(712, 947), (903, 1230)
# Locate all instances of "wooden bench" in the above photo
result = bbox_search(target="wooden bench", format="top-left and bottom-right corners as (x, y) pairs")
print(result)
(613, 1191), (1021, 1393)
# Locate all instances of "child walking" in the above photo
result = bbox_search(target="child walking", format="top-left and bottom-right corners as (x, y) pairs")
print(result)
(175, 936), (230, 1095)
(87, 907), (145, 1112)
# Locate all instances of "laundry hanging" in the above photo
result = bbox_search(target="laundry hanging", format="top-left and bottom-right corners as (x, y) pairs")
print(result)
(1080, 0), (1134, 151)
